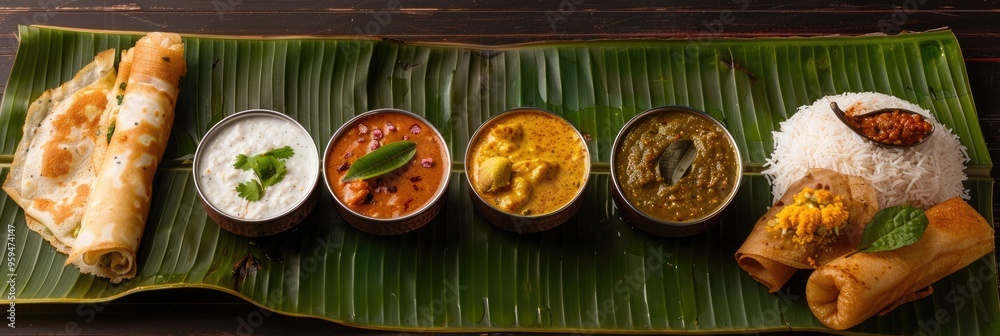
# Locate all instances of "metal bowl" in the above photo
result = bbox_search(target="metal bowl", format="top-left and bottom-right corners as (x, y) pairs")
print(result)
(609, 106), (743, 237)
(464, 108), (591, 234)
(193, 109), (320, 237)
(322, 108), (451, 235)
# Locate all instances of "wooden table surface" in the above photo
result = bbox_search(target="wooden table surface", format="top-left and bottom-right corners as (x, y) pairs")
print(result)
(1, 1), (998, 334)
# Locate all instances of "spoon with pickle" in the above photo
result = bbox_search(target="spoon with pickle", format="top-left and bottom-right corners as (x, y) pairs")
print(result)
(830, 102), (934, 148)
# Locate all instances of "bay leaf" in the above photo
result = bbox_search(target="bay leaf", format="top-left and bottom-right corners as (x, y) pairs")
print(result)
(658, 139), (697, 185)
(342, 140), (417, 182)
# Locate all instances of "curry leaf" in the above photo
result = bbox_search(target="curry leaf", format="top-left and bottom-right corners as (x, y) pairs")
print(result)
(853, 205), (929, 255)
(658, 139), (697, 185)
(342, 140), (417, 182)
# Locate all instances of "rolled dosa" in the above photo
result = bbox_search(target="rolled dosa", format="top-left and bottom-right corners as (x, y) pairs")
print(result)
(67, 33), (186, 283)
(92, 47), (132, 171)
(2, 49), (117, 254)
(805, 197), (994, 330)
(735, 168), (878, 292)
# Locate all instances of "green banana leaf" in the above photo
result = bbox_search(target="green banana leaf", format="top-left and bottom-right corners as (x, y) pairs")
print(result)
(0, 25), (995, 334)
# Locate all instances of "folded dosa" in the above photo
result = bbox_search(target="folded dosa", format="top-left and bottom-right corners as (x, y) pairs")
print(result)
(735, 168), (878, 292)
(68, 32), (186, 283)
(2, 50), (117, 254)
(805, 197), (994, 330)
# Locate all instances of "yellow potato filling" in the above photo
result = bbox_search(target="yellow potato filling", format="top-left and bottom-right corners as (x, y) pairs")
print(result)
(766, 188), (849, 246)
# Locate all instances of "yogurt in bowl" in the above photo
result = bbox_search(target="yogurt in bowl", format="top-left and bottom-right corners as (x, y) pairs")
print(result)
(194, 110), (320, 237)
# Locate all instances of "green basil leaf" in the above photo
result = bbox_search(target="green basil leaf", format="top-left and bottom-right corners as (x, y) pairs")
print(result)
(658, 139), (696, 185)
(855, 205), (929, 254)
(342, 140), (417, 182)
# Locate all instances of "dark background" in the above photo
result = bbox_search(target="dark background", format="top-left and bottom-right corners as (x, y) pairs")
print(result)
(1, 1), (998, 334)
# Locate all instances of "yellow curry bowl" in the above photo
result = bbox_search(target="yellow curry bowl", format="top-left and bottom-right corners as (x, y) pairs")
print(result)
(610, 106), (743, 237)
(464, 108), (591, 234)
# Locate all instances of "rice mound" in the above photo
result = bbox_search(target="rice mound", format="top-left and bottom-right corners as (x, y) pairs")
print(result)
(762, 92), (969, 209)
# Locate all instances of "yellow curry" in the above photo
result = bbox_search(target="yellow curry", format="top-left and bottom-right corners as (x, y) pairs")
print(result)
(468, 111), (589, 216)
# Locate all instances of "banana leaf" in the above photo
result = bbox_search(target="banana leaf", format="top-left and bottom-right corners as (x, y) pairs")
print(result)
(0, 25), (995, 334)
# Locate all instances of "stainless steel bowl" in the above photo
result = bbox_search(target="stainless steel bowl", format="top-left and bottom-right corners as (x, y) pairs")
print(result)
(609, 106), (743, 237)
(322, 108), (452, 235)
(193, 109), (320, 237)
(464, 108), (591, 234)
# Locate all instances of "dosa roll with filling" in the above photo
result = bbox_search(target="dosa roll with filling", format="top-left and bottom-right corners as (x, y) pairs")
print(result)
(806, 197), (994, 330)
(68, 33), (186, 283)
(2, 50), (117, 254)
(736, 168), (878, 292)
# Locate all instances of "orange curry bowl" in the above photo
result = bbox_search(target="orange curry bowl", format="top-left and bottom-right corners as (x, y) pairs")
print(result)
(322, 108), (451, 235)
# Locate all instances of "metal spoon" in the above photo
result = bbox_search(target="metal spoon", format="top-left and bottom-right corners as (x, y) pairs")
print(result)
(829, 102), (934, 148)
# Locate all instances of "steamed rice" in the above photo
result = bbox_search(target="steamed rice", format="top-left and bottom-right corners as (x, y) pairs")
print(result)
(762, 92), (969, 209)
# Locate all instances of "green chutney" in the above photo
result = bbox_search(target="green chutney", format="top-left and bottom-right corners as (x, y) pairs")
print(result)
(615, 110), (739, 222)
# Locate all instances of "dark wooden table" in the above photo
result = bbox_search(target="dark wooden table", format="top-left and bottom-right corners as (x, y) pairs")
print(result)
(1, 1), (998, 334)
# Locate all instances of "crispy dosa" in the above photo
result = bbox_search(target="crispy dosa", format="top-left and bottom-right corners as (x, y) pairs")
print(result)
(2, 50), (117, 254)
(805, 197), (994, 330)
(735, 168), (878, 292)
(92, 47), (132, 170)
(68, 32), (186, 283)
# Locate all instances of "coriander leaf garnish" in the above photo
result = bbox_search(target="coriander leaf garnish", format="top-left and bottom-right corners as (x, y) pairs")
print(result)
(251, 156), (282, 186)
(236, 180), (264, 201)
(234, 146), (295, 202)
(233, 154), (250, 170)
(847, 205), (928, 257)
(261, 157), (287, 187)
(265, 146), (295, 159)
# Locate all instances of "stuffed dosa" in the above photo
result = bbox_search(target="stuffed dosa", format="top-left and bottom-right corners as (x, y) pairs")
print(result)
(736, 168), (878, 292)
(2, 50), (117, 254)
(805, 197), (994, 330)
(67, 32), (186, 283)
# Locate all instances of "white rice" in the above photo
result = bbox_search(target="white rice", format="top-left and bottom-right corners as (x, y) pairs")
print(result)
(762, 92), (970, 209)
